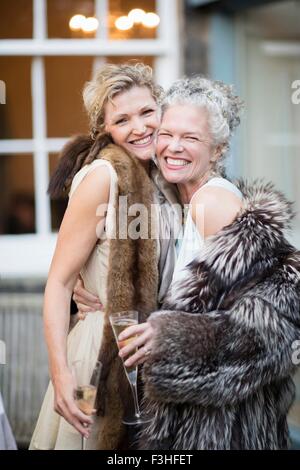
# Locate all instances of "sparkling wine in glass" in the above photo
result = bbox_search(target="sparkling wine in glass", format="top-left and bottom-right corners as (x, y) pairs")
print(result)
(74, 385), (97, 416)
(72, 359), (102, 450)
(109, 310), (152, 425)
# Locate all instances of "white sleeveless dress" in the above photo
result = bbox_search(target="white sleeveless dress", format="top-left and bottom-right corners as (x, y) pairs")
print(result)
(172, 177), (243, 286)
(29, 160), (120, 450)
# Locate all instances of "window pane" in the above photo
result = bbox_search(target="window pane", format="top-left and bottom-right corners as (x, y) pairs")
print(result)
(0, 57), (33, 139)
(49, 153), (68, 231)
(109, 0), (158, 40)
(106, 56), (154, 67)
(0, 154), (36, 234)
(47, 0), (96, 39)
(45, 56), (92, 137)
(46, 56), (155, 138)
(0, 0), (33, 39)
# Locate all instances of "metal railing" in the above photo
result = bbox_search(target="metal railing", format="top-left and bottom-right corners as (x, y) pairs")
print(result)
(0, 291), (49, 446)
(0, 284), (299, 448)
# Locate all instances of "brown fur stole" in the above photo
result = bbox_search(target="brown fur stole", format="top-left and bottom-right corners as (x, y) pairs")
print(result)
(95, 144), (159, 449)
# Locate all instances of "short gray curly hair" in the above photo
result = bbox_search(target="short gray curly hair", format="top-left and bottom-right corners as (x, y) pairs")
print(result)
(161, 76), (244, 172)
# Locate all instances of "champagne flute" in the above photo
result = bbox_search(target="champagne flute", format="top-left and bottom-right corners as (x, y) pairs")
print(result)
(72, 359), (102, 450)
(109, 310), (152, 425)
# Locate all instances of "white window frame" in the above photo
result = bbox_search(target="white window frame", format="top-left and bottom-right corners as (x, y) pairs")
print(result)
(0, 0), (182, 278)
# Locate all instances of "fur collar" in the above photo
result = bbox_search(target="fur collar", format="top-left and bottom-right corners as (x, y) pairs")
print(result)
(94, 144), (159, 449)
(163, 180), (296, 313)
(101, 144), (159, 318)
(194, 180), (294, 288)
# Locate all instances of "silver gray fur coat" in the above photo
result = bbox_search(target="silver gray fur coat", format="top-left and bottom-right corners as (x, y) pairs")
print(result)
(141, 181), (300, 450)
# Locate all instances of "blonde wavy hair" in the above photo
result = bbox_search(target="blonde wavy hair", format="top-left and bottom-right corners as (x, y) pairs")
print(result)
(48, 62), (164, 198)
(83, 62), (164, 139)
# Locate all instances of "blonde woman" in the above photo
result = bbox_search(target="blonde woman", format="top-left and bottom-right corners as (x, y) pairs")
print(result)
(29, 63), (180, 450)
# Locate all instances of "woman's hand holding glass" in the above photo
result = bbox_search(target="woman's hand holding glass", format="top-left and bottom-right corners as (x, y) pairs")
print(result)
(72, 359), (102, 450)
(109, 311), (153, 425)
(73, 281), (154, 366)
(52, 368), (93, 439)
(118, 322), (154, 367)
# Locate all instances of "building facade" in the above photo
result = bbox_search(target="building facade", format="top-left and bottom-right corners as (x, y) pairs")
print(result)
(0, 0), (299, 447)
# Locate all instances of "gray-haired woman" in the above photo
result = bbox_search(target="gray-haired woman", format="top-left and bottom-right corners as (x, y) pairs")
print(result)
(76, 76), (300, 449)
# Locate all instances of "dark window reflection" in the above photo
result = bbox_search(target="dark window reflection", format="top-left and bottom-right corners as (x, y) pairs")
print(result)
(0, 154), (36, 234)
(45, 56), (92, 138)
(0, 0), (33, 39)
(0, 57), (32, 139)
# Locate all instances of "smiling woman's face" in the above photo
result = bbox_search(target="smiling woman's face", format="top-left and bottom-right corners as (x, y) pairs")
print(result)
(157, 104), (216, 187)
(104, 86), (160, 163)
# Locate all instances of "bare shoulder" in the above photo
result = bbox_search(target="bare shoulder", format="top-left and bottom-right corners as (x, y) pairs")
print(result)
(49, 164), (112, 284)
(191, 185), (243, 238)
(69, 164), (111, 209)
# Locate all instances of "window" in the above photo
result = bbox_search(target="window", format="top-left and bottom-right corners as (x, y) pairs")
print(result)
(0, 57), (32, 139)
(0, 0), (33, 39)
(0, 154), (35, 234)
(108, 0), (158, 40)
(0, 0), (181, 277)
(47, 0), (95, 39)
(45, 56), (93, 137)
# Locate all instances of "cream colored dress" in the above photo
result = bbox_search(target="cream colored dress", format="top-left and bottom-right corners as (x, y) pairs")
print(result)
(172, 177), (243, 286)
(29, 160), (119, 450)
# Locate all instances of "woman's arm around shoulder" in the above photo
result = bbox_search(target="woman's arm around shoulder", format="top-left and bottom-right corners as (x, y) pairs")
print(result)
(44, 164), (110, 437)
(190, 185), (243, 238)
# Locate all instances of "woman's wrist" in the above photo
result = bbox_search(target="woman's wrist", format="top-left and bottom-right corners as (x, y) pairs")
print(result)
(51, 363), (71, 385)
